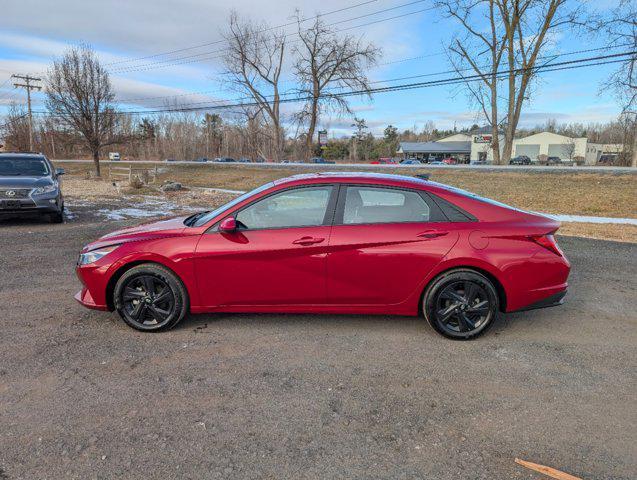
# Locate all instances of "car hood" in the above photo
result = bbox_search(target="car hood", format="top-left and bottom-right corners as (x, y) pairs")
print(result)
(83, 215), (194, 252)
(0, 176), (53, 188)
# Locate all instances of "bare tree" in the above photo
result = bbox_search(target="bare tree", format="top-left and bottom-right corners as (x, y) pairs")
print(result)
(293, 14), (380, 160)
(598, 0), (636, 166)
(45, 45), (117, 176)
(223, 11), (286, 161)
(1, 103), (31, 151)
(437, 0), (580, 164)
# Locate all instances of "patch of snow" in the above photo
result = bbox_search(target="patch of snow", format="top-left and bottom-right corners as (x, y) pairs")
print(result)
(64, 208), (77, 220)
(194, 187), (247, 195)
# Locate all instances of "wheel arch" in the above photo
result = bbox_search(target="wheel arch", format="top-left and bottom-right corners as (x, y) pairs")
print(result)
(105, 259), (190, 311)
(420, 264), (508, 314)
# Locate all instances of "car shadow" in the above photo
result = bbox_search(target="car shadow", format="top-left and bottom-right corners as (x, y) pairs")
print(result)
(0, 214), (52, 226)
(178, 311), (509, 338)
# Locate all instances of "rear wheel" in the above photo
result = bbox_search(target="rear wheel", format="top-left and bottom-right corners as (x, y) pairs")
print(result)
(113, 264), (188, 332)
(423, 270), (498, 340)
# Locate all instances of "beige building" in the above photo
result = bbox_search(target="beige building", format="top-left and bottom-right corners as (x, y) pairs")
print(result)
(470, 131), (608, 165)
(400, 129), (619, 165)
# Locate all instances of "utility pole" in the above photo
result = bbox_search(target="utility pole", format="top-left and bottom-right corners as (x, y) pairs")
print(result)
(12, 74), (42, 152)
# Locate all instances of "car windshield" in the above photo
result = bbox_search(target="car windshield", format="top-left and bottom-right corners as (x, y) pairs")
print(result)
(186, 182), (275, 227)
(0, 157), (50, 176)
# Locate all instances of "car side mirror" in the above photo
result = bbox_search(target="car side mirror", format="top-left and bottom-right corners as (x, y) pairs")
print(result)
(219, 217), (237, 233)
(56, 168), (65, 175)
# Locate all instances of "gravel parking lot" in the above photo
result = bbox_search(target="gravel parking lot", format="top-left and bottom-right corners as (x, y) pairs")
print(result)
(1, 208), (635, 480)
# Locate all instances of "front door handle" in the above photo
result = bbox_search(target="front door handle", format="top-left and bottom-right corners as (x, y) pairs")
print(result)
(417, 230), (448, 239)
(292, 236), (325, 246)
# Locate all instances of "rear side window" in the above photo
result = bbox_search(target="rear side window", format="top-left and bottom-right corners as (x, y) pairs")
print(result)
(236, 186), (333, 230)
(343, 186), (431, 224)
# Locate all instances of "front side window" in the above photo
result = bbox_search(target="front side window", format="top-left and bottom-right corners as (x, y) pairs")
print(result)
(343, 186), (431, 225)
(236, 186), (333, 230)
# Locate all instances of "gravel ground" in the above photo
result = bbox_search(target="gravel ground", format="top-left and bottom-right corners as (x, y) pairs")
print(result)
(0, 207), (635, 480)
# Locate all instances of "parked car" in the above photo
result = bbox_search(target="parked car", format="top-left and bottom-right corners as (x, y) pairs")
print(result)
(470, 159), (487, 165)
(441, 157), (457, 165)
(547, 156), (562, 165)
(238, 157), (251, 163)
(309, 157), (336, 164)
(0, 152), (65, 223)
(214, 157), (236, 163)
(370, 158), (397, 165)
(165, 158), (178, 162)
(400, 159), (422, 165)
(194, 157), (209, 163)
(75, 173), (570, 340)
(108, 152), (121, 161)
(428, 161), (445, 165)
(510, 155), (531, 165)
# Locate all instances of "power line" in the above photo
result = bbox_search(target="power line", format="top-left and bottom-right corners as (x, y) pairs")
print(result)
(109, 1), (434, 74)
(115, 44), (633, 110)
(105, 0), (384, 67)
(33, 51), (635, 118)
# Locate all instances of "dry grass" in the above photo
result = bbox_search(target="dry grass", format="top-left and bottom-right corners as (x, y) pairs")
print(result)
(559, 223), (637, 243)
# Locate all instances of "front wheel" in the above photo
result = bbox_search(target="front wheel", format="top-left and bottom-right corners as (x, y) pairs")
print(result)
(49, 209), (64, 223)
(423, 270), (499, 340)
(113, 264), (189, 332)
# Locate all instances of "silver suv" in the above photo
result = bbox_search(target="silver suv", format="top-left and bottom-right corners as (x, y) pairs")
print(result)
(0, 152), (65, 223)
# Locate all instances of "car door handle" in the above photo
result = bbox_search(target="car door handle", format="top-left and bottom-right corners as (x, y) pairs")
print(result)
(292, 236), (325, 246)
(417, 230), (448, 239)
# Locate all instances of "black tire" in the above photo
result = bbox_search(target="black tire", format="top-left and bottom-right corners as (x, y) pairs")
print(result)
(49, 209), (64, 223)
(423, 269), (499, 340)
(113, 264), (189, 332)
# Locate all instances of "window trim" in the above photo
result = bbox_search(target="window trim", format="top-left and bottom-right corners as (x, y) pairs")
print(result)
(210, 184), (339, 233)
(425, 191), (478, 222)
(333, 184), (447, 226)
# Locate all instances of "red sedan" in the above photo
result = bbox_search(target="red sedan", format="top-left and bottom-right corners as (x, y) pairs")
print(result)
(75, 173), (570, 339)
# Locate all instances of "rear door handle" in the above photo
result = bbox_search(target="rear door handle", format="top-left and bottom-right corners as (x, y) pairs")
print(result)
(292, 236), (325, 246)
(417, 230), (448, 239)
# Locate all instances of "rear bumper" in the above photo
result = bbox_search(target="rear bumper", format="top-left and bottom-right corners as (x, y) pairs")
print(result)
(512, 289), (567, 312)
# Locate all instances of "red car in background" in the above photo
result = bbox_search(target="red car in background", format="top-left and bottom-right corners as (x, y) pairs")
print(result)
(76, 173), (570, 339)
(370, 158), (398, 165)
(442, 157), (457, 165)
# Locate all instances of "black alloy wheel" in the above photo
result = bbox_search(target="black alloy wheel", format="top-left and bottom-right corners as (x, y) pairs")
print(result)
(114, 264), (188, 332)
(423, 270), (498, 339)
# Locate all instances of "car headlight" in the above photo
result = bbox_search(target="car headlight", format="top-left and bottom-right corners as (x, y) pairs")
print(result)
(32, 182), (58, 195)
(78, 245), (120, 265)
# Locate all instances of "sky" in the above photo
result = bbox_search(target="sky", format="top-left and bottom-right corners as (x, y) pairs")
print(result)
(0, 0), (626, 137)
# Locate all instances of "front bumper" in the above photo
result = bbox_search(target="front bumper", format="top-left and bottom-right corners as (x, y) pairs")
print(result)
(0, 194), (62, 215)
(75, 288), (109, 311)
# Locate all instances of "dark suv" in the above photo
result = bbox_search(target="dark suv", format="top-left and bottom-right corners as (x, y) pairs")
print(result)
(0, 152), (65, 223)
(509, 155), (531, 165)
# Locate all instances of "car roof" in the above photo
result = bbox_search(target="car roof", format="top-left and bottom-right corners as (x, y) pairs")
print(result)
(272, 172), (431, 189)
(0, 152), (47, 159)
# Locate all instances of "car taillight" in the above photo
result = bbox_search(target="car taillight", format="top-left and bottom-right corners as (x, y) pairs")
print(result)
(530, 233), (563, 256)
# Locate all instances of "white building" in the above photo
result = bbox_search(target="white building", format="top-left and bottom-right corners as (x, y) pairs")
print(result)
(399, 128), (617, 165)
(472, 131), (605, 165)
